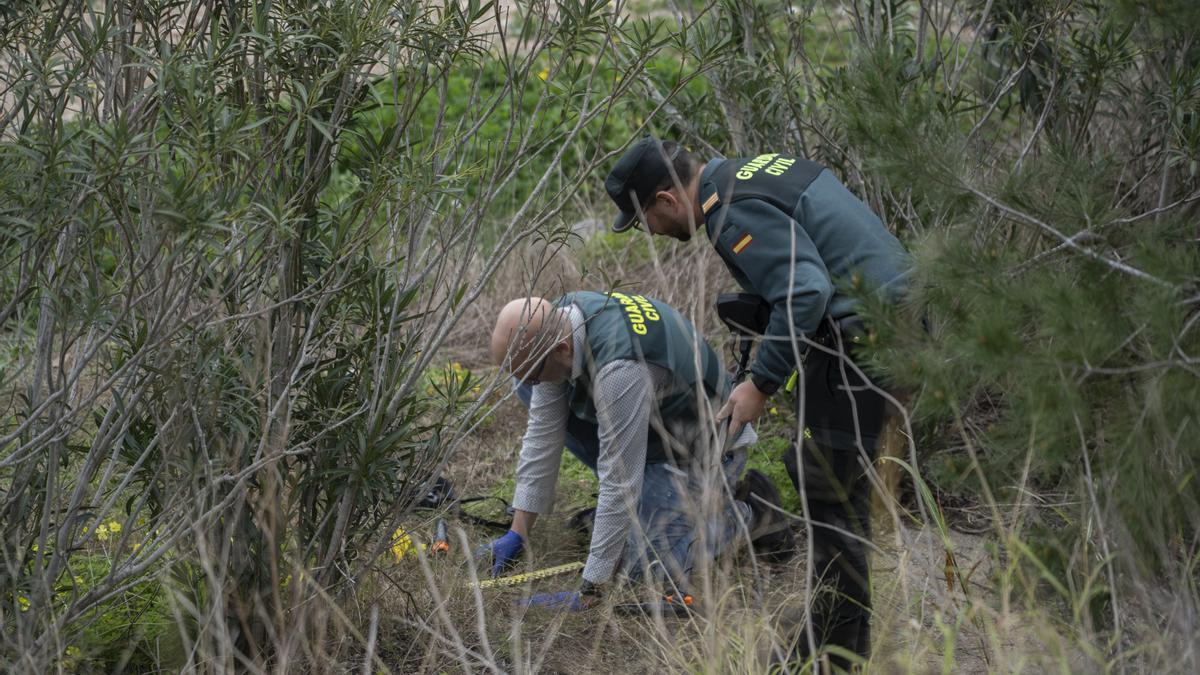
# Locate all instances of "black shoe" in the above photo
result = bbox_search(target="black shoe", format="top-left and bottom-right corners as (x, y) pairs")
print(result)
(735, 469), (796, 564)
(566, 506), (596, 538)
(785, 613), (869, 673)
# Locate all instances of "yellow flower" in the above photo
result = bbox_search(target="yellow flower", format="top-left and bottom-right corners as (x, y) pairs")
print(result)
(18, 595), (30, 612)
(391, 528), (414, 562)
(95, 524), (110, 541)
(63, 645), (81, 668)
(769, 407), (778, 415)
(107, 520), (121, 534)
(537, 68), (549, 81)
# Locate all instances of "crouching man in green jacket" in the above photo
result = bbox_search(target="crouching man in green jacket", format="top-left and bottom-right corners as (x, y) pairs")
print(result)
(485, 291), (793, 609)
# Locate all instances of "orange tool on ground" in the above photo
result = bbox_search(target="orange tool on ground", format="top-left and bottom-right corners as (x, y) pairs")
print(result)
(431, 518), (450, 554)
(614, 593), (696, 616)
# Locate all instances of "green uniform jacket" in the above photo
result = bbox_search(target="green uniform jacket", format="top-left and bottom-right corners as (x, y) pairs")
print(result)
(557, 291), (729, 463)
(699, 154), (911, 391)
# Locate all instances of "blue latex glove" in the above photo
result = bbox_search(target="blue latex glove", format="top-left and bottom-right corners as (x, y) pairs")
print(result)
(516, 590), (588, 612)
(485, 530), (524, 577)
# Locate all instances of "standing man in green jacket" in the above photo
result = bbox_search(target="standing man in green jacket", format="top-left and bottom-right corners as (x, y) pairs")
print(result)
(604, 136), (911, 667)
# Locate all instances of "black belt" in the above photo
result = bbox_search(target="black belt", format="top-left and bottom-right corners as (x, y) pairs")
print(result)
(811, 315), (866, 348)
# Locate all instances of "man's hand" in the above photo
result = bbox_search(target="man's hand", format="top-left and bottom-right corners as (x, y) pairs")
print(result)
(483, 530), (524, 577)
(717, 379), (770, 437)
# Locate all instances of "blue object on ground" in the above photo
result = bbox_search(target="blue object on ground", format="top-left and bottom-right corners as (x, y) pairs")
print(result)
(516, 590), (586, 612)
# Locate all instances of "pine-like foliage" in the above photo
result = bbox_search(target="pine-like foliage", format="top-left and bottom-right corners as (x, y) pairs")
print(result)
(841, 0), (1200, 572)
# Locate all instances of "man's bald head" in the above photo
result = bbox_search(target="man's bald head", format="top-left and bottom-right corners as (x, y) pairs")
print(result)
(491, 297), (570, 381)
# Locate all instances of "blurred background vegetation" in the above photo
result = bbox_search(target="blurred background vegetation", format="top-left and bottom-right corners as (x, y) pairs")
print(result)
(1, 0), (1197, 672)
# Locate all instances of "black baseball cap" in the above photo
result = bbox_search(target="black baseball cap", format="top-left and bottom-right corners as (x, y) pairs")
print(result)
(604, 136), (679, 233)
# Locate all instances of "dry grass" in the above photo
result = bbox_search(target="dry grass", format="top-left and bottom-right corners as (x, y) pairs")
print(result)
(379, 412), (1098, 674)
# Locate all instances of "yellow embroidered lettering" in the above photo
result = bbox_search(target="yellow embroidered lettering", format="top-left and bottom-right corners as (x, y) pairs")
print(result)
(632, 295), (661, 322)
(764, 157), (795, 176)
(736, 153), (780, 180)
(609, 291), (655, 333)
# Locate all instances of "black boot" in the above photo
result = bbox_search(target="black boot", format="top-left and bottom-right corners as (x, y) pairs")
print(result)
(735, 469), (796, 563)
(565, 505), (596, 539)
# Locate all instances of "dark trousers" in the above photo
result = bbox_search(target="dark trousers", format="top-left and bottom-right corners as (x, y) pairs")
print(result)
(784, 324), (889, 668)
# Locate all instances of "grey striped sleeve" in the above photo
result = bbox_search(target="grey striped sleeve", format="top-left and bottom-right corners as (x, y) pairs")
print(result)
(511, 381), (570, 515)
(583, 359), (656, 583)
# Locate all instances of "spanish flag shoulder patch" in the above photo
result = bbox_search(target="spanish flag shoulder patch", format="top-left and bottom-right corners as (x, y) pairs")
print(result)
(701, 192), (719, 214)
(732, 234), (753, 254)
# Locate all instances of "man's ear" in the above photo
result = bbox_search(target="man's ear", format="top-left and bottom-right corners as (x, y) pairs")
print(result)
(654, 189), (678, 207)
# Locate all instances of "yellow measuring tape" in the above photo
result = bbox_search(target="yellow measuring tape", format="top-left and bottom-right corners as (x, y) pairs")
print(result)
(472, 561), (584, 589)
